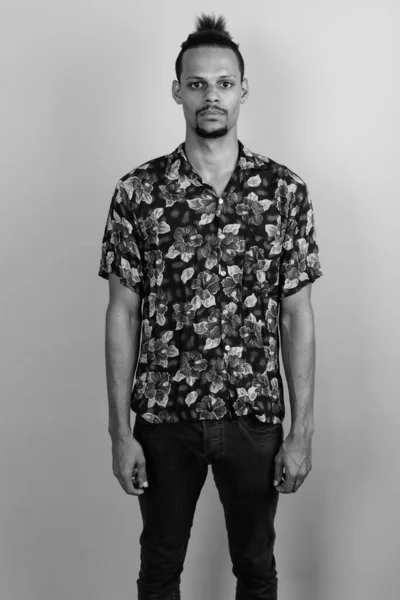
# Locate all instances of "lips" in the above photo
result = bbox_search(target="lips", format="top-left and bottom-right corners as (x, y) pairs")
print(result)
(200, 110), (224, 116)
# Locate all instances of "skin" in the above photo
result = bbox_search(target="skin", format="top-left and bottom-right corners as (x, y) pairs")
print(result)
(171, 46), (249, 195)
(276, 283), (315, 494)
(108, 45), (315, 496)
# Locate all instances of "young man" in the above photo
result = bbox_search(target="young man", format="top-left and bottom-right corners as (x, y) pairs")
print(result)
(98, 13), (323, 600)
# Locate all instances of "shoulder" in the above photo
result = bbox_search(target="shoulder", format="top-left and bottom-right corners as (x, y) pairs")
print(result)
(242, 145), (308, 190)
(277, 163), (308, 191)
(115, 150), (172, 201)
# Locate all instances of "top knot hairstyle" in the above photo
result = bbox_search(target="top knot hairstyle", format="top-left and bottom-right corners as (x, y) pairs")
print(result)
(175, 13), (245, 82)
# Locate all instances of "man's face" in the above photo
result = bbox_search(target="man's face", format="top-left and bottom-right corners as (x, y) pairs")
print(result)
(172, 46), (249, 139)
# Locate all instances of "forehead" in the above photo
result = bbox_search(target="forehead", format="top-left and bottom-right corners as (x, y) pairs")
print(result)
(181, 46), (240, 78)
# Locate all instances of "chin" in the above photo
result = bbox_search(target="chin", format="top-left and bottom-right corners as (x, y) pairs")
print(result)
(195, 126), (228, 139)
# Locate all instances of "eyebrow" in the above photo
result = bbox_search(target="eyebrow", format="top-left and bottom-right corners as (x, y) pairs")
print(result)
(185, 75), (237, 81)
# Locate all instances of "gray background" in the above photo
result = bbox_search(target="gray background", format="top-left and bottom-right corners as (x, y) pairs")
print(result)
(1, 0), (399, 599)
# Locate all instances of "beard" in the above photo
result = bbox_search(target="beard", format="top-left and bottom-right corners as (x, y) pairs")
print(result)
(195, 124), (228, 139)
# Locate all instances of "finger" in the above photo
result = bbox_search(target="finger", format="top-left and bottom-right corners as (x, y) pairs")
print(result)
(276, 475), (296, 494)
(275, 474), (286, 493)
(276, 482), (290, 493)
(292, 476), (305, 493)
(118, 474), (144, 496)
(274, 463), (287, 490)
(132, 468), (141, 486)
(131, 473), (148, 491)
(131, 478), (147, 494)
(137, 463), (148, 489)
(273, 463), (284, 487)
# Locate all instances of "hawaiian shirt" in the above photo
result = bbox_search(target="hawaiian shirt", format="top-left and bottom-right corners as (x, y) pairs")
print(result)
(98, 141), (323, 425)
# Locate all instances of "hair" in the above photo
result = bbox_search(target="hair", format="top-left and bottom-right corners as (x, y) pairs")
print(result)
(175, 13), (245, 83)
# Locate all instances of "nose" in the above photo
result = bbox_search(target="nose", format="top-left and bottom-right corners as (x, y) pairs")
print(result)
(203, 84), (220, 104)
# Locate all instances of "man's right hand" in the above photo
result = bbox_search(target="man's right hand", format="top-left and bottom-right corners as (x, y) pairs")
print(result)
(110, 434), (148, 495)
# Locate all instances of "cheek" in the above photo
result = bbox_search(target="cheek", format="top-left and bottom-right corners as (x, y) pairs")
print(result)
(226, 91), (241, 107)
(182, 99), (198, 119)
(227, 99), (241, 119)
(181, 105), (193, 122)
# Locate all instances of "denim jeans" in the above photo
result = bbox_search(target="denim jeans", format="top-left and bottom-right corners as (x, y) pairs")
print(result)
(133, 414), (283, 600)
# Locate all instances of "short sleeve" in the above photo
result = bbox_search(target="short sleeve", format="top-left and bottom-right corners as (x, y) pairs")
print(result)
(98, 179), (144, 296)
(278, 178), (323, 299)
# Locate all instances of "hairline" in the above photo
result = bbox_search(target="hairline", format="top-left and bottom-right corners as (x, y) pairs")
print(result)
(177, 43), (244, 83)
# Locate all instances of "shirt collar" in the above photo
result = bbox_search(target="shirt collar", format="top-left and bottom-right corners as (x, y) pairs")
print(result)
(166, 140), (269, 181)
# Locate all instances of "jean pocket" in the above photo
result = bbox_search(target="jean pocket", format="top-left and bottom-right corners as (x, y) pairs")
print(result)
(238, 415), (282, 436)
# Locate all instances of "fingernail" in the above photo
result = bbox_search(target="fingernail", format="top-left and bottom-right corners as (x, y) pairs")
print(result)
(274, 481), (278, 486)
(143, 481), (148, 488)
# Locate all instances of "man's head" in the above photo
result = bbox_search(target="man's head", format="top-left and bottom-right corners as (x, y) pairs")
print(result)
(172, 14), (249, 139)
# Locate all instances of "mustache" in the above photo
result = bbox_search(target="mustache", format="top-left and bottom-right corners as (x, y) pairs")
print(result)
(197, 107), (226, 115)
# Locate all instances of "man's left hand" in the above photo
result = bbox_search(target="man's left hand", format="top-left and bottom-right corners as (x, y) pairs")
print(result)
(273, 431), (313, 493)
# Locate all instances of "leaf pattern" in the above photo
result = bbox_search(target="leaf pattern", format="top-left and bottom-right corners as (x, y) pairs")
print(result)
(98, 141), (323, 424)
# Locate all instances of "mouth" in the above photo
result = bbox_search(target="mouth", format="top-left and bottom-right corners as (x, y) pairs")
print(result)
(200, 111), (224, 118)
(200, 109), (225, 115)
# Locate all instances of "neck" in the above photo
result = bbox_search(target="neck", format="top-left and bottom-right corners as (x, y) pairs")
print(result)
(184, 128), (240, 177)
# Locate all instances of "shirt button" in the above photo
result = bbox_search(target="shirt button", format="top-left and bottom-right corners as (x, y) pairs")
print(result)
(225, 344), (230, 351)
(218, 198), (223, 204)
(220, 270), (226, 276)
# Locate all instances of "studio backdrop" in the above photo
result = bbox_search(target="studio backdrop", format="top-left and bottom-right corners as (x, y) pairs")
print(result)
(1, 1), (399, 599)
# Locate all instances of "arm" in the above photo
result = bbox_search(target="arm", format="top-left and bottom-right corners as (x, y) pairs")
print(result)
(105, 273), (148, 495)
(279, 282), (315, 438)
(274, 282), (316, 493)
(106, 273), (142, 437)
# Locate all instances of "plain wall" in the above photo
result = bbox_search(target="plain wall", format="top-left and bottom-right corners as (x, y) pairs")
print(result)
(1, 1), (399, 599)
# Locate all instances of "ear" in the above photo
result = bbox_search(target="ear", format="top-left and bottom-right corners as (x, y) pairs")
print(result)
(240, 78), (249, 104)
(172, 80), (182, 105)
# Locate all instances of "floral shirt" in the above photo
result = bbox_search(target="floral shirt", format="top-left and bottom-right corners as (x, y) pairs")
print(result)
(98, 141), (323, 425)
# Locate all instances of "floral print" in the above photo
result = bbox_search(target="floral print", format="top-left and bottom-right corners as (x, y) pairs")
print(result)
(98, 141), (323, 424)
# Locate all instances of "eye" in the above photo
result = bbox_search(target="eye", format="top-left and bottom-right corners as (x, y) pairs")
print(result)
(189, 82), (204, 89)
(221, 81), (233, 88)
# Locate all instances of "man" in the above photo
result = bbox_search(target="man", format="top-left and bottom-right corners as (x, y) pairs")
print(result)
(98, 13), (323, 600)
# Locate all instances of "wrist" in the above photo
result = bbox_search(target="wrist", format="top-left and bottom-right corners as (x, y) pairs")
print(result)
(290, 420), (314, 438)
(108, 424), (132, 441)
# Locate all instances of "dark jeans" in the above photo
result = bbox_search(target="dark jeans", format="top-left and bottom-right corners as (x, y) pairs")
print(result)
(133, 414), (283, 600)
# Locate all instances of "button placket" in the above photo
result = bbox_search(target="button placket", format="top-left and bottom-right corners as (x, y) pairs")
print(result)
(219, 184), (244, 420)
(214, 195), (232, 418)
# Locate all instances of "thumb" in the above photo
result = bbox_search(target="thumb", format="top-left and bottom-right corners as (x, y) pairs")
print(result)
(137, 459), (148, 488)
(274, 460), (283, 487)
